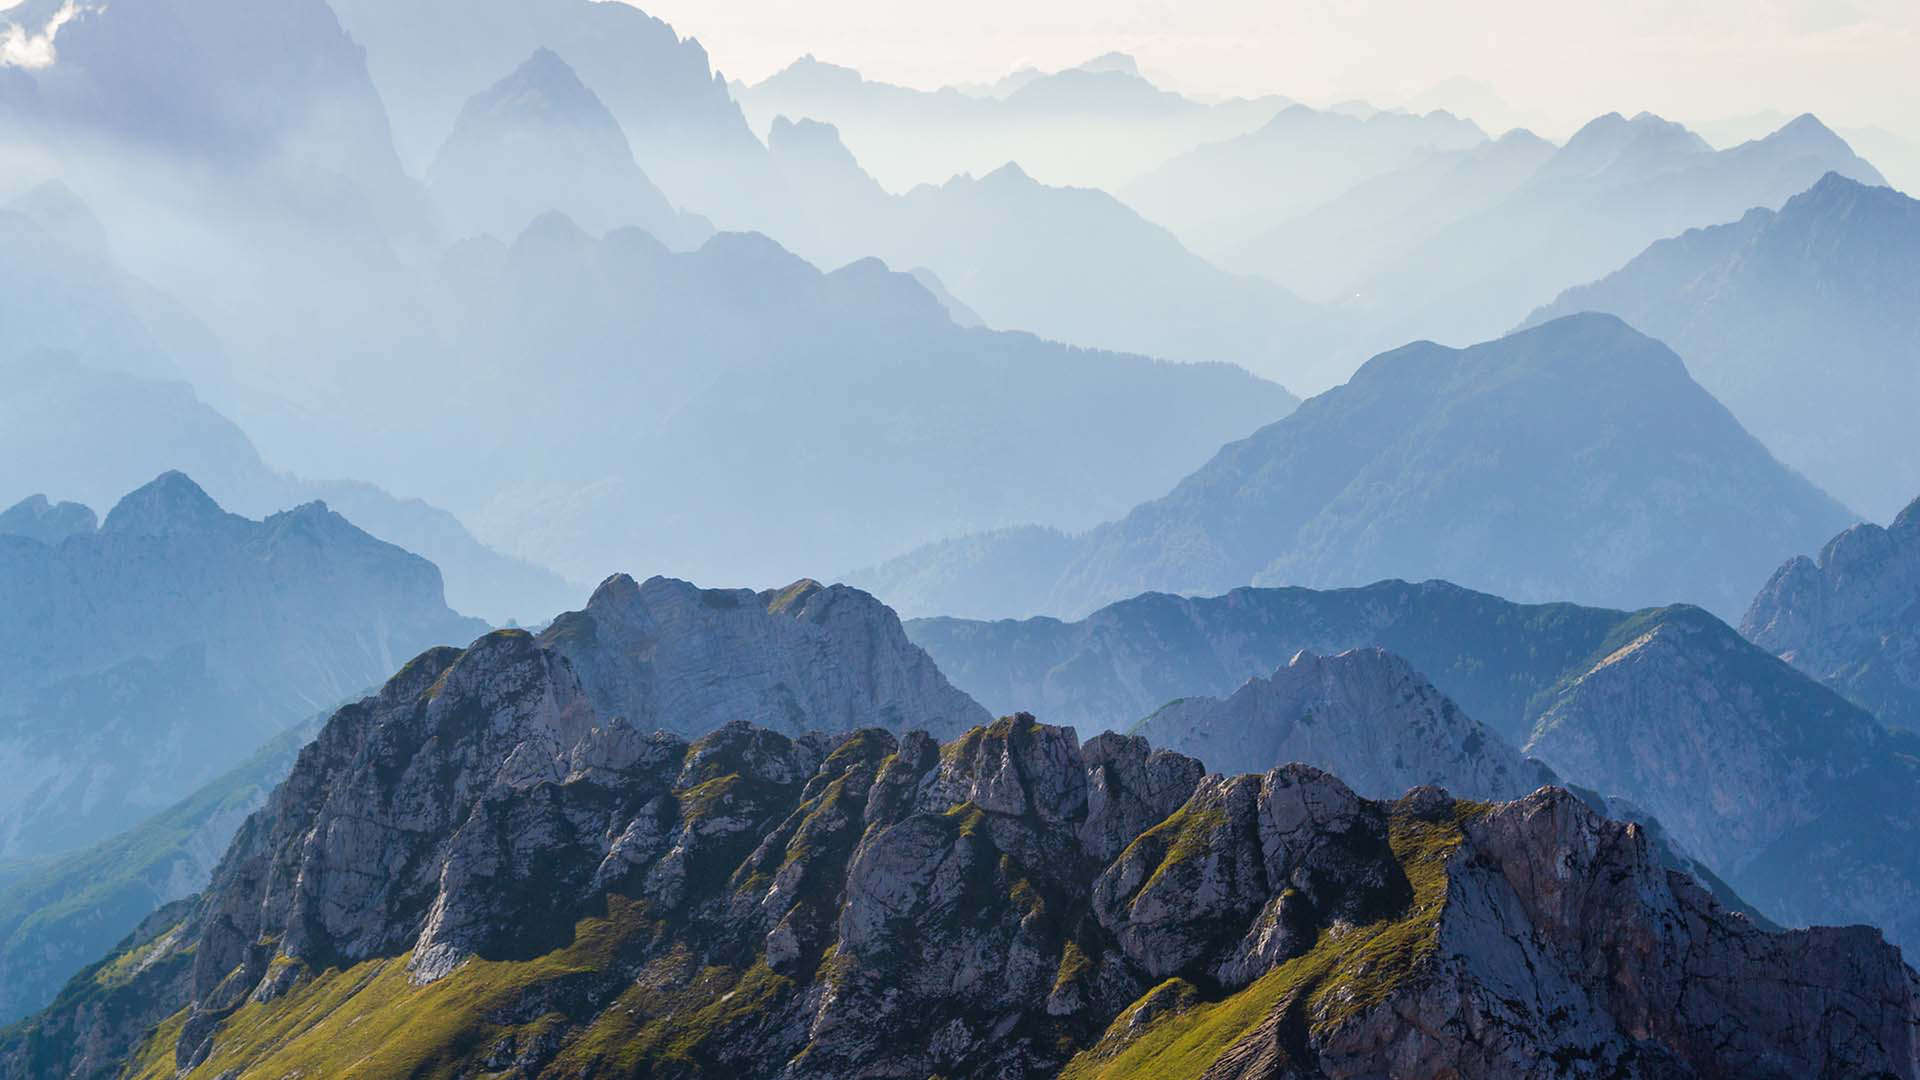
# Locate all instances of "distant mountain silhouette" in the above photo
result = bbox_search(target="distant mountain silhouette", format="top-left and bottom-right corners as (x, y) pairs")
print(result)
(1347, 112), (1887, 354)
(327, 0), (771, 224)
(737, 53), (1293, 192)
(412, 217), (1296, 587)
(1527, 172), (1919, 520)
(1122, 104), (1488, 258)
(1233, 130), (1555, 303)
(1, 358), (580, 624)
(0, 472), (485, 862)
(855, 314), (1854, 621)
(428, 49), (711, 248)
(765, 119), (1331, 385)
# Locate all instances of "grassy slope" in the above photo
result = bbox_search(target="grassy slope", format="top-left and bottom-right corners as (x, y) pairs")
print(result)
(1060, 805), (1481, 1080)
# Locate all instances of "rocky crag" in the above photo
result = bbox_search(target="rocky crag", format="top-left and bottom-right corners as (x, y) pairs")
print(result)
(915, 581), (1920, 955)
(1743, 494), (1920, 729)
(5, 631), (1916, 1078)
(1138, 648), (1556, 801)
(0, 569), (981, 1025)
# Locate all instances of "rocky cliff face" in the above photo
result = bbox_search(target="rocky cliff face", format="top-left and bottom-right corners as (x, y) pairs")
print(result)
(1138, 648), (1556, 801)
(1744, 494), (1920, 729)
(542, 573), (991, 741)
(7, 629), (1915, 1079)
(0, 471), (487, 860)
(1524, 605), (1920, 952)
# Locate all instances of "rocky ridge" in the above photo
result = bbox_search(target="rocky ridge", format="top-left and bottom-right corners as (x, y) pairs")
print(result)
(1137, 648), (1556, 801)
(6, 642), (1913, 1078)
(1743, 493), (1920, 729)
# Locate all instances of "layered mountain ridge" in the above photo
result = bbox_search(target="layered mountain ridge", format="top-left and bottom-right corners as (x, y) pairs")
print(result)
(858, 313), (1853, 622)
(1528, 171), (1920, 520)
(7, 640), (1914, 1079)
(1744, 493), (1920, 728)
(0, 471), (486, 861)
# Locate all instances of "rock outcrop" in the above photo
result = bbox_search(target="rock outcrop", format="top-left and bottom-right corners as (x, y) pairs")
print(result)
(544, 573), (990, 740)
(7, 631), (1915, 1079)
(1138, 648), (1556, 801)
(1743, 494), (1920, 729)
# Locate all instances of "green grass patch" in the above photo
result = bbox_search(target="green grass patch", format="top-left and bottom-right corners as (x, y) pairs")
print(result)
(1060, 804), (1485, 1080)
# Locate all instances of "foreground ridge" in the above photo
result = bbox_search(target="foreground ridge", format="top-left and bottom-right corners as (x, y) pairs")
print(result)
(4, 661), (1912, 1076)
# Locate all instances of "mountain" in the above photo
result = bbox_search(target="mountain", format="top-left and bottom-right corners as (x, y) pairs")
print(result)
(1352, 112), (1887, 354)
(0, 571), (978, 1027)
(8, 693), (1914, 1078)
(0, 495), (95, 547)
(427, 49), (710, 249)
(407, 218), (1293, 587)
(859, 314), (1854, 622)
(0, 714), (322, 1024)
(909, 578), (1920, 951)
(542, 573), (990, 741)
(0, 184), (232, 391)
(1527, 172), (1920, 519)
(324, 0), (771, 223)
(1137, 648), (1557, 801)
(736, 53), (1292, 192)
(5, 0), (413, 226)
(0, 472), (486, 860)
(1122, 104), (1489, 259)
(761, 119), (1330, 385)
(1521, 605), (1920, 950)
(0, 359), (581, 624)
(1743, 494), (1920, 729)
(1232, 129), (1556, 305)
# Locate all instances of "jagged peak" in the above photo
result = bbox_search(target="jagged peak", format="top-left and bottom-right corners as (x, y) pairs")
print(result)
(1892, 493), (1920, 538)
(507, 210), (593, 257)
(100, 471), (228, 536)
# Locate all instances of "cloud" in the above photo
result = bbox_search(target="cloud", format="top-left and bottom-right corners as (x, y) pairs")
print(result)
(1, 0), (87, 69)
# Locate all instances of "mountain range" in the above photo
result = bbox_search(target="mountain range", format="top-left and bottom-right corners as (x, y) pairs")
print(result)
(1123, 104), (1489, 260)
(407, 215), (1295, 586)
(1341, 112), (1887, 356)
(0, 472), (484, 862)
(7, 627), (1915, 1078)
(325, 0), (770, 224)
(0, 358), (579, 624)
(907, 574), (1920, 953)
(763, 118), (1330, 383)
(1744, 494), (1920, 729)
(857, 313), (1854, 622)
(426, 48), (711, 249)
(735, 52), (1293, 193)
(1529, 171), (1920, 520)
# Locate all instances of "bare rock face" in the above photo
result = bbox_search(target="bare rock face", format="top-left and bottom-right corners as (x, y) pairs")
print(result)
(1139, 647), (1558, 802)
(546, 573), (990, 740)
(1521, 605), (1920, 949)
(1744, 494), (1920, 729)
(9, 620), (1917, 1080)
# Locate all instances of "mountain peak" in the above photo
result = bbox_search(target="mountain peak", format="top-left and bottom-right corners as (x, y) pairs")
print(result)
(100, 471), (228, 536)
(0, 493), (98, 545)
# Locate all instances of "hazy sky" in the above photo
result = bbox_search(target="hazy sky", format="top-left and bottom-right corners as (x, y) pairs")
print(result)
(636, 0), (1920, 140)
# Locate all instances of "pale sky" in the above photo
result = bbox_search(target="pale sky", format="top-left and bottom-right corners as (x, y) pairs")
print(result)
(633, 0), (1920, 141)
